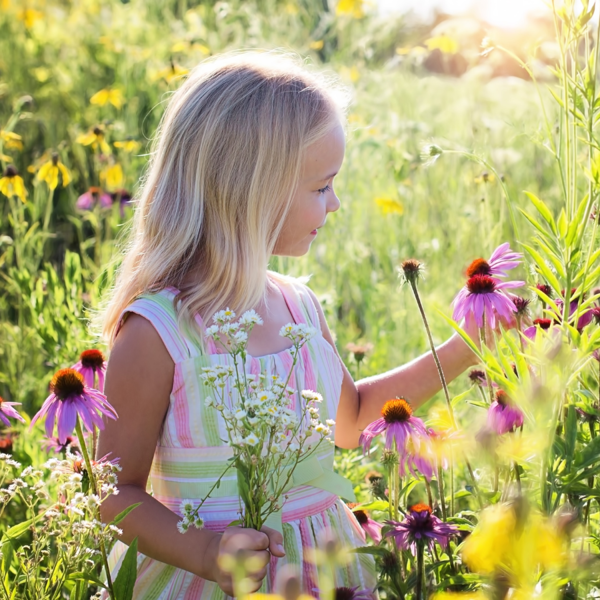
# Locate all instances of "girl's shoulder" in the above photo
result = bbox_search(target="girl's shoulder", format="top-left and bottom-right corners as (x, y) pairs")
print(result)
(268, 271), (321, 329)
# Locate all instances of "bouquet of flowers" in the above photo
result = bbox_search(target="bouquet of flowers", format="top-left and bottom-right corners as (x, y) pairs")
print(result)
(178, 309), (335, 533)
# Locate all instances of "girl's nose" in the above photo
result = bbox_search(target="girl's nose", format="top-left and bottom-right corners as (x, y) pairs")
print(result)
(327, 191), (340, 214)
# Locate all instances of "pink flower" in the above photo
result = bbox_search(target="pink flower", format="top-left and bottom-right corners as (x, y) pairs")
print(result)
(452, 274), (524, 329)
(76, 187), (113, 210)
(359, 398), (433, 481)
(351, 508), (384, 544)
(465, 243), (522, 280)
(523, 318), (554, 340)
(487, 391), (524, 434)
(72, 349), (107, 392)
(42, 435), (79, 454)
(31, 368), (117, 444)
(385, 503), (458, 554)
(0, 396), (25, 427)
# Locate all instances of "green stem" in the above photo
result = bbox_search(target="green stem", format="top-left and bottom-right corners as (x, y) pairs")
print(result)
(416, 542), (425, 600)
(75, 419), (116, 600)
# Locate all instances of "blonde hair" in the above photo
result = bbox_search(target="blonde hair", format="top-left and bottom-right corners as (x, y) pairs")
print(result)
(100, 50), (348, 348)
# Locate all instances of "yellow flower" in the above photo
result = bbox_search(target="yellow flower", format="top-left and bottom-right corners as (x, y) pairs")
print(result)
(336, 0), (365, 18)
(153, 61), (189, 84)
(0, 165), (27, 203)
(461, 502), (566, 590)
(474, 171), (496, 184)
(16, 8), (43, 29)
(76, 126), (112, 155)
(0, 131), (24, 151)
(100, 162), (124, 191)
(339, 65), (360, 83)
(0, 153), (13, 162)
(37, 153), (72, 191)
(309, 40), (324, 50)
(425, 35), (459, 55)
(114, 139), (141, 153)
(396, 46), (412, 55)
(375, 197), (404, 216)
(90, 88), (124, 109)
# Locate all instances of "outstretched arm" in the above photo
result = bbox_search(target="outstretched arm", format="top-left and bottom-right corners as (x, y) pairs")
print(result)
(306, 289), (478, 449)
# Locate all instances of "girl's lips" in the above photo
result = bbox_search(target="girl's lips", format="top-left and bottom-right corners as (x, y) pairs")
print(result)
(310, 229), (318, 235)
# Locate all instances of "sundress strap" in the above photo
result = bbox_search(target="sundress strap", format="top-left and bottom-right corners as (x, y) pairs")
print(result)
(271, 274), (321, 331)
(115, 288), (202, 363)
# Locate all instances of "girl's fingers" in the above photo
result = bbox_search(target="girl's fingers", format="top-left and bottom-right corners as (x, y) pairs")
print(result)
(260, 525), (286, 557)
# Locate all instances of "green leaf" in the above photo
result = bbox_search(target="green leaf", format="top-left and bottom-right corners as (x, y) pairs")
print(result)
(522, 244), (562, 294)
(113, 537), (138, 600)
(557, 208), (568, 239)
(524, 191), (557, 235)
(352, 545), (391, 557)
(565, 404), (577, 470)
(111, 503), (142, 526)
(356, 500), (389, 512)
(519, 209), (554, 243)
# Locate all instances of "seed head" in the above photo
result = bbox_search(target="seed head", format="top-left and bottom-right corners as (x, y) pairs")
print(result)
(533, 318), (552, 330)
(410, 502), (432, 514)
(80, 349), (105, 370)
(381, 448), (399, 468)
(381, 398), (413, 423)
(536, 284), (553, 299)
(512, 296), (531, 316)
(495, 390), (510, 406)
(400, 259), (423, 285)
(468, 369), (487, 386)
(466, 258), (491, 277)
(3, 165), (18, 178)
(50, 369), (85, 400)
(466, 274), (497, 294)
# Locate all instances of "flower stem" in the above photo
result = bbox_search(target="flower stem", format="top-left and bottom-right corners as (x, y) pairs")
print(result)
(478, 316), (495, 406)
(437, 466), (447, 522)
(408, 280), (456, 428)
(416, 542), (425, 600)
(75, 419), (116, 600)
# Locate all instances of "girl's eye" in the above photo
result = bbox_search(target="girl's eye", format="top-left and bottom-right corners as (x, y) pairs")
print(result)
(317, 184), (331, 194)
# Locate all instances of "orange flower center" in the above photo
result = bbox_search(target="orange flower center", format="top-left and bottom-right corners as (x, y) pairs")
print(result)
(495, 390), (510, 406)
(533, 318), (552, 330)
(382, 398), (413, 423)
(466, 258), (491, 277)
(466, 274), (496, 294)
(80, 349), (105, 369)
(51, 368), (85, 400)
(352, 509), (369, 525)
(410, 503), (432, 514)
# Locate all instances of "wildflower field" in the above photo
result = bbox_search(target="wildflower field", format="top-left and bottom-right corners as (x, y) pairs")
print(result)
(4, 0), (600, 598)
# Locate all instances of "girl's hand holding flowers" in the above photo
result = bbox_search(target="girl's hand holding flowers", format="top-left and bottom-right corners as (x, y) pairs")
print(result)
(207, 525), (286, 595)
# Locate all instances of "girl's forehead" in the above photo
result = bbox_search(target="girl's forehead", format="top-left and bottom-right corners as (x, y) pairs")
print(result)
(302, 123), (346, 181)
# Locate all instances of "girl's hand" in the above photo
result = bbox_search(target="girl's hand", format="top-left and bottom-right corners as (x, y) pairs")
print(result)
(207, 525), (286, 595)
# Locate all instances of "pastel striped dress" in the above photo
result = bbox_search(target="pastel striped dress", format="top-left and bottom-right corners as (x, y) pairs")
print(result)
(104, 275), (377, 599)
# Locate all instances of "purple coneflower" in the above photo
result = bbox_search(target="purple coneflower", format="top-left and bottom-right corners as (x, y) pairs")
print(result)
(350, 507), (384, 544)
(334, 587), (374, 600)
(42, 435), (79, 454)
(359, 397), (429, 458)
(523, 318), (554, 340)
(76, 186), (112, 210)
(468, 369), (487, 386)
(385, 503), (458, 554)
(31, 368), (117, 444)
(452, 274), (524, 329)
(0, 396), (25, 427)
(487, 390), (524, 434)
(555, 288), (594, 330)
(400, 449), (435, 481)
(465, 243), (522, 280)
(72, 349), (107, 392)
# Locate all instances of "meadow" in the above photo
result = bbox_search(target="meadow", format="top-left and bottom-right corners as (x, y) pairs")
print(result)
(1, 0), (595, 598)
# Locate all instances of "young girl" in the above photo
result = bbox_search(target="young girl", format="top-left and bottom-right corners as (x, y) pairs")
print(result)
(97, 51), (478, 599)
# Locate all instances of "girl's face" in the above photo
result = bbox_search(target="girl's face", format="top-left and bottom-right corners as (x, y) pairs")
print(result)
(273, 120), (345, 257)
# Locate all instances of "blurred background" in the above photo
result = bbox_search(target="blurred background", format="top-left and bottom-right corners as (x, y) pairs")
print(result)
(0, 0), (560, 414)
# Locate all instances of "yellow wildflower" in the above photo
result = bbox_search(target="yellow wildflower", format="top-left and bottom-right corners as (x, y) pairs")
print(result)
(375, 197), (404, 216)
(153, 61), (189, 84)
(425, 35), (459, 55)
(0, 153), (13, 162)
(461, 502), (566, 591)
(37, 153), (72, 191)
(90, 88), (124, 109)
(336, 0), (365, 18)
(474, 171), (495, 184)
(114, 139), (141, 153)
(76, 126), (111, 155)
(100, 162), (124, 191)
(0, 131), (23, 151)
(16, 8), (43, 29)
(0, 166), (27, 203)
(309, 40), (324, 50)
(285, 2), (298, 14)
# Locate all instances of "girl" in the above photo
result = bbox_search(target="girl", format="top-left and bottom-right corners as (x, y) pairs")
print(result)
(97, 51), (478, 599)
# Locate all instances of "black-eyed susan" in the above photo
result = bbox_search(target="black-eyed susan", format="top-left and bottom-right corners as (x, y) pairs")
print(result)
(76, 126), (111, 155)
(90, 88), (124, 109)
(153, 60), (189, 84)
(474, 171), (496, 184)
(0, 165), (27, 203)
(114, 138), (141, 153)
(0, 130), (24, 151)
(37, 152), (72, 191)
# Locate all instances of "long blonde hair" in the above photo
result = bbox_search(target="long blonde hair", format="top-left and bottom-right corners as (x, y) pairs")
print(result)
(100, 51), (348, 348)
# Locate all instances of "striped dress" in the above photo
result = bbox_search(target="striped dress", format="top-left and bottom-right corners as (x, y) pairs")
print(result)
(104, 274), (377, 599)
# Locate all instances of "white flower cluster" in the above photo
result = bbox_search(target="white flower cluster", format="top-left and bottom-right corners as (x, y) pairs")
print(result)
(206, 309), (264, 354)
(279, 323), (318, 345)
(177, 499), (205, 533)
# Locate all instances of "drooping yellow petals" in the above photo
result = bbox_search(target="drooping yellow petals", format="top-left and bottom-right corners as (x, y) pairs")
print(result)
(76, 127), (112, 155)
(375, 197), (404, 216)
(37, 155), (72, 191)
(100, 162), (124, 191)
(336, 0), (365, 18)
(90, 88), (125, 109)
(0, 170), (27, 203)
(153, 63), (189, 83)
(114, 139), (141, 153)
(0, 131), (24, 151)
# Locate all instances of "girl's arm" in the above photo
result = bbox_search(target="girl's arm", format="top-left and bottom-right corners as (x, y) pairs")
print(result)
(97, 315), (284, 593)
(305, 289), (478, 449)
